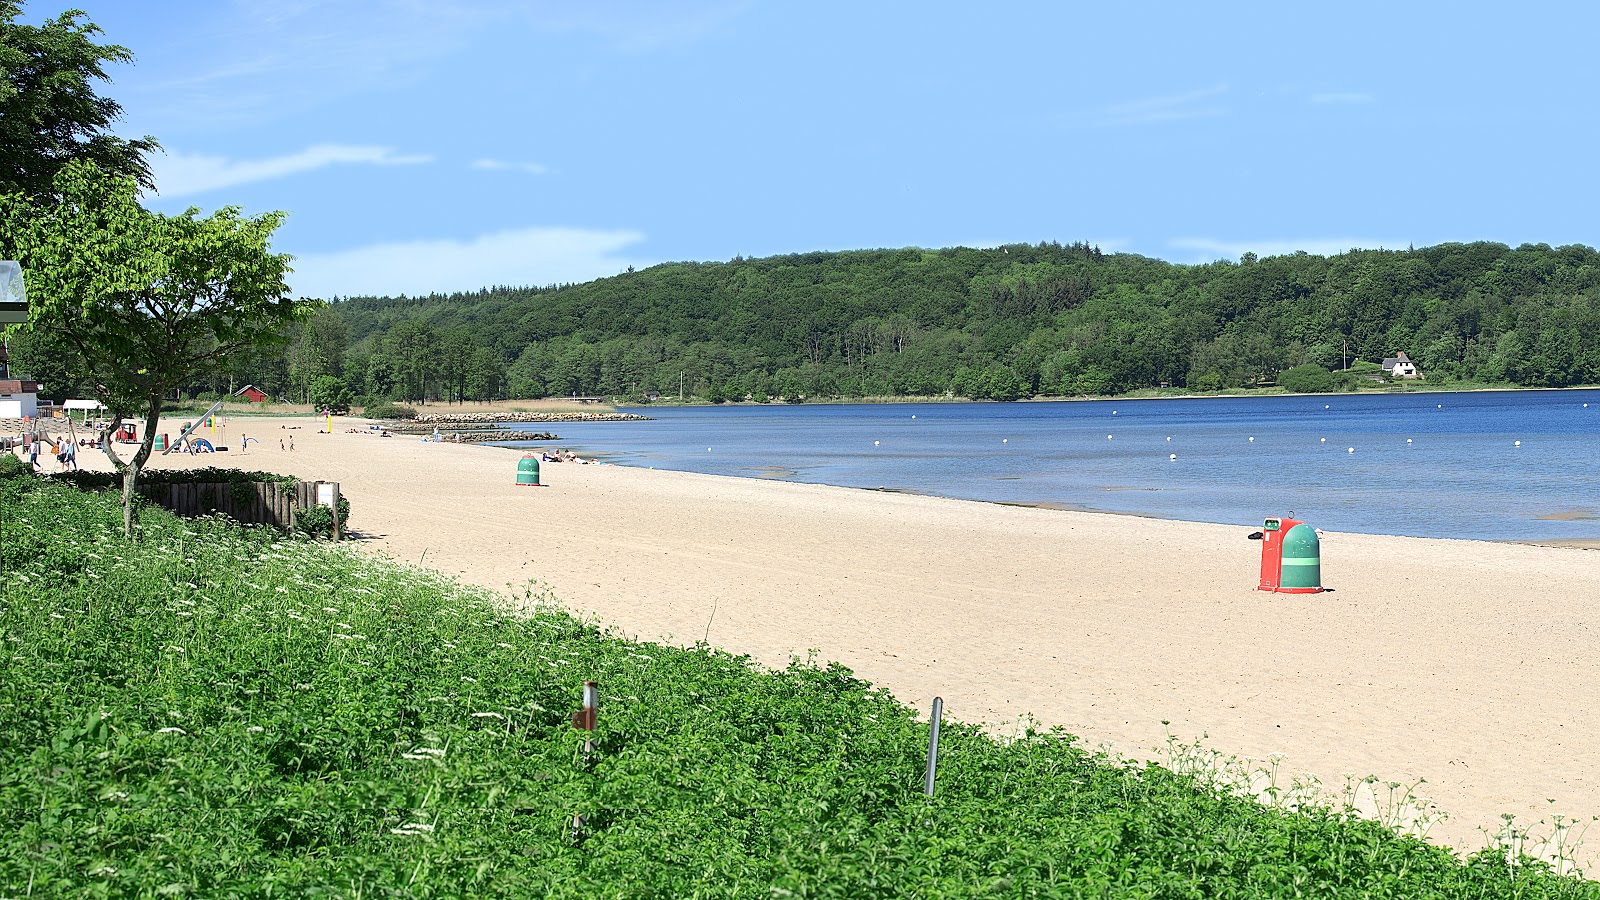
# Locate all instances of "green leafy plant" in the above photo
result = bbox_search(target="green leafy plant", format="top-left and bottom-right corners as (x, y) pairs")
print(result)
(363, 402), (417, 420)
(2, 477), (1596, 896)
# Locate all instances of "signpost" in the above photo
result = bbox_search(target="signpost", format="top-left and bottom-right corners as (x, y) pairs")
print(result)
(0, 262), (25, 324)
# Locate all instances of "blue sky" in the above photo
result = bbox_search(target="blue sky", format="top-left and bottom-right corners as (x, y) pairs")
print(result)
(45, 1), (1600, 299)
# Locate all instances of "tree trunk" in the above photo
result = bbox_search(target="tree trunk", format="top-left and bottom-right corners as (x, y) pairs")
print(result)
(118, 399), (163, 539)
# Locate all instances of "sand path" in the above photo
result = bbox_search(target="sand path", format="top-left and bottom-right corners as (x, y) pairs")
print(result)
(43, 414), (1600, 859)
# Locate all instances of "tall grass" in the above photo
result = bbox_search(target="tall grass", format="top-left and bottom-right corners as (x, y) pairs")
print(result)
(2, 464), (1596, 897)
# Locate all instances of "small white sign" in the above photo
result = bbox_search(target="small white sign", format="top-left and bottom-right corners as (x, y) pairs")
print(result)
(316, 483), (335, 507)
(0, 261), (24, 325)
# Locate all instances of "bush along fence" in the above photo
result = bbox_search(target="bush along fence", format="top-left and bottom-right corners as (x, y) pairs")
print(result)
(47, 467), (349, 539)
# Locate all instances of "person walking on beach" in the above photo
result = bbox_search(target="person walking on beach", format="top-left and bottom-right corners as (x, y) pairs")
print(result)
(27, 436), (39, 471)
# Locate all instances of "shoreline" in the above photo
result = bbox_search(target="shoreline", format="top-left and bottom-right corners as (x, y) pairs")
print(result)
(20, 413), (1600, 861)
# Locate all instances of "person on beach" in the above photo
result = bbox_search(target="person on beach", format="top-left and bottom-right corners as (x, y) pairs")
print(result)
(27, 437), (39, 471)
(279, 438), (285, 451)
(289, 436), (295, 452)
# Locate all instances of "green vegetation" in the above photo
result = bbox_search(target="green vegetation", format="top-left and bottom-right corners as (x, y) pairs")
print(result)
(0, 1), (158, 201)
(46, 466), (353, 537)
(0, 161), (307, 535)
(257, 241), (1597, 407)
(4, 468), (1597, 896)
(362, 402), (418, 420)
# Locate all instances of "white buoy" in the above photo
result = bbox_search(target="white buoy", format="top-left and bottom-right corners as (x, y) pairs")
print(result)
(1325, 405), (1329, 409)
(1169, 453), (1177, 461)
(1347, 447), (1355, 453)
(1320, 437), (1326, 443)
(873, 440), (880, 446)
(1107, 434), (1113, 440)
(1001, 438), (1008, 443)
(707, 447), (712, 452)
(1248, 436), (1255, 443)
(1406, 438), (1413, 444)
(912, 414), (917, 418)
(1166, 436), (1172, 442)
(1515, 440), (1521, 447)
(1438, 404), (1442, 408)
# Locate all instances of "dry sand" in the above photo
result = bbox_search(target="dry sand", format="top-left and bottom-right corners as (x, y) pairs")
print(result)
(35, 413), (1600, 860)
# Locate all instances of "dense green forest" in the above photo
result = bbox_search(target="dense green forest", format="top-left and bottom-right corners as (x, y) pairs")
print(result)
(16, 240), (1600, 406)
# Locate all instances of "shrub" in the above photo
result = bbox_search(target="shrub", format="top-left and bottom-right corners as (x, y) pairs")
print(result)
(362, 402), (416, 420)
(1279, 363), (1339, 393)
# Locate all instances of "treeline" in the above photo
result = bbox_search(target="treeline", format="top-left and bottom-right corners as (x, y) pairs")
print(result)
(18, 240), (1600, 405)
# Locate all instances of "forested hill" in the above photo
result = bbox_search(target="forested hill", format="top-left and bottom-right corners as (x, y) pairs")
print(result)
(327, 241), (1600, 403)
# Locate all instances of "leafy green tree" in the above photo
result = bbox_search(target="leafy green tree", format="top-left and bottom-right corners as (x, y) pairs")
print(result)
(0, 2), (158, 202)
(0, 162), (304, 535)
(286, 304), (348, 402)
(309, 374), (352, 414)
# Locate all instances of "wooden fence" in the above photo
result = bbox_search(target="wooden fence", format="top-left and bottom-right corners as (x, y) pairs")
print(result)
(137, 479), (341, 537)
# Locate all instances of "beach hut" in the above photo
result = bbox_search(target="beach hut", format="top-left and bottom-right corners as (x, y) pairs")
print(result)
(239, 386), (270, 403)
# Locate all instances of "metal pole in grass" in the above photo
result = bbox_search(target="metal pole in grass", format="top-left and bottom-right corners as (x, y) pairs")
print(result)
(924, 696), (943, 797)
(571, 680), (599, 841)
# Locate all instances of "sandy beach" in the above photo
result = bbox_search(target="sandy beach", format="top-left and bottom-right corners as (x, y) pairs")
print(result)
(25, 412), (1600, 860)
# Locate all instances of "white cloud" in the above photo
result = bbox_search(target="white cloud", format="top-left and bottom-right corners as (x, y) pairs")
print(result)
(472, 159), (550, 175)
(1169, 237), (1406, 263)
(1100, 83), (1230, 126)
(289, 226), (649, 299)
(151, 145), (432, 198)
(1310, 91), (1376, 105)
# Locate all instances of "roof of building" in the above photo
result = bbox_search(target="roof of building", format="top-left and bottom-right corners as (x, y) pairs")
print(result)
(0, 380), (40, 394)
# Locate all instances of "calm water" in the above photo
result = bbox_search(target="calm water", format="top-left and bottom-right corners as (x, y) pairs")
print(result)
(497, 391), (1600, 542)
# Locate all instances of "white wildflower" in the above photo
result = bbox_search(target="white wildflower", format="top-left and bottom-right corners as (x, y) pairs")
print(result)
(156, 727), (187, 735)
(470, 712), (504, 720)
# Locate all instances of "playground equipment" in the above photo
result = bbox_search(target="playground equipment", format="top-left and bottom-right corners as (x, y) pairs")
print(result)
(163, 385), (257, 455)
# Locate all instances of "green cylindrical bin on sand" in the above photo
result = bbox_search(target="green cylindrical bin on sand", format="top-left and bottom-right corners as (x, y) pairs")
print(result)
(1277, 523), (1323, 593)
(153, 434), (167, 451)
(515, 453), (543, 487)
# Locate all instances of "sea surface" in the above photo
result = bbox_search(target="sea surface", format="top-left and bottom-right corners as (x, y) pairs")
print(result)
(496, 390), (1600, 542)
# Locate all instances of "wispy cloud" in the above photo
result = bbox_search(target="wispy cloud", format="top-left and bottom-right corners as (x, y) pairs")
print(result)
(127, 2), (749, 127)
(1100, 83), (1230, 127)
(1310, 91), (1376, 105)
(151, 145), (432, 198)
(472, 159), (550, 176)
(289, 226), (649, 299)
(1170, 237), (1405, 263)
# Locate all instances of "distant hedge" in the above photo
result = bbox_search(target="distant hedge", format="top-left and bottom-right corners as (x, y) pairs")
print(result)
(362, 402), (416, 420)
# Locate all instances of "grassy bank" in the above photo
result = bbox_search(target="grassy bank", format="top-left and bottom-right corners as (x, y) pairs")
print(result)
(2, 463), (1595, 897)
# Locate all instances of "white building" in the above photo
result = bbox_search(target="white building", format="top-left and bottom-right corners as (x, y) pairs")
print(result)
(1380, 351), (1422, 379)
(0, 379), (40, 418)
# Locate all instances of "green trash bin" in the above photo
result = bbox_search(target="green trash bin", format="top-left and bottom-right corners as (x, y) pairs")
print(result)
(515, 454), (543, 487)
(153, 434), (167, 451)
(1277, 522), (1323, 593)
